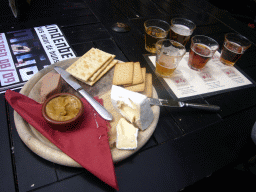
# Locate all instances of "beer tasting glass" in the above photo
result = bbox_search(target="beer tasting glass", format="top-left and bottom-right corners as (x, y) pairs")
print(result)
(188, 35), (219, 71)
(144, 19), (171, 54)
(169, 18), (196, 46)
(220, 33), (251, 66)
(155, 39), (186, 77)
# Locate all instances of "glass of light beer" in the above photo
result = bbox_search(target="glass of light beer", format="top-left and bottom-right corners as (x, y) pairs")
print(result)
(144, 19), (171, 54)
(169, 18), (196, 46)
(220, 33), (251, 66)
(188, 35), (219, 71)
(155, 39), (186, 77)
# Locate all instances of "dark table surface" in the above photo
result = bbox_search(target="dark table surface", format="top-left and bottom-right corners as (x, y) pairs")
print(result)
(1, 0), (256, 191)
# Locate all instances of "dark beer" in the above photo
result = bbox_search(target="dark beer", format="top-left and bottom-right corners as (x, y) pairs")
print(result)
(169, 24), (191, 45)
(188, 43), (211, 70)
(220, 41), (243, 66)
(145, 26), (168, 53)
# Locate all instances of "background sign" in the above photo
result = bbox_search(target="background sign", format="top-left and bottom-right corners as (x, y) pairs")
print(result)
(0, 24), (76, 93)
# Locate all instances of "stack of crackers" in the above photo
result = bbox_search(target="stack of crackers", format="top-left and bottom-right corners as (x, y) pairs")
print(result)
(112, 62), (152, 97)
(66, 48), (117, 86)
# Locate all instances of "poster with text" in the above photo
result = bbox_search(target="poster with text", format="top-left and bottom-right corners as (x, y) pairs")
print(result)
(0, 24), (76, 94)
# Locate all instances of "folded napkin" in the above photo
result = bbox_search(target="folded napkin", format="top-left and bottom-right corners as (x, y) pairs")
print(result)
(5, 89), (118, 190)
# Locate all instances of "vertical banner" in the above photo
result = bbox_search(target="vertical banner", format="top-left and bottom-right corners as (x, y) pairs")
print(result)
(0, 24), (76, 93)
(0, 33), (19, 86)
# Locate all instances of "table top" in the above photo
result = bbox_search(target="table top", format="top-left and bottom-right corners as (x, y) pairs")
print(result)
(1, 0), (256, 191)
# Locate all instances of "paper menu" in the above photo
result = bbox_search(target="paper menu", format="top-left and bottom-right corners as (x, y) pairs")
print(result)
(148, 52), (253, 99)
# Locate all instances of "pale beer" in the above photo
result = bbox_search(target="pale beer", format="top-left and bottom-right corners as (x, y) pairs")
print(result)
(155, 60), (178, 77)
(155, 40), (186, 77)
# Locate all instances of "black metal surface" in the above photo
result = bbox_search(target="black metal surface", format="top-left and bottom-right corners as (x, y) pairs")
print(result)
(1, 0), (256, 191)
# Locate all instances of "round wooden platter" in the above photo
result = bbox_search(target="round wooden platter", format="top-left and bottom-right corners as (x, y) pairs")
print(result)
(14, 58), (160, 167)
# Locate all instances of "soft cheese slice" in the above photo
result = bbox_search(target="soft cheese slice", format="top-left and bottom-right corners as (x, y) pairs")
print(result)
(116, 118), (138, 150)
(111, 85), (154, 131)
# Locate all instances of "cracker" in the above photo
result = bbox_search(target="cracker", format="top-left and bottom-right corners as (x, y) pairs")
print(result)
(141, 73), (153, 97)
(112, 62), (134, 85)
(132, 62), (143, 85)
(66, 48), (113, 82)
(125, 68), (146, 92)
(85, 60), (118, 86)
(89, 56), (115, 82)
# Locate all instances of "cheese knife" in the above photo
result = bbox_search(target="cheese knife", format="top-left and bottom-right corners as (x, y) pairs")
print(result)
(54, 66), (113, 121)
(147, 98), (220, 111)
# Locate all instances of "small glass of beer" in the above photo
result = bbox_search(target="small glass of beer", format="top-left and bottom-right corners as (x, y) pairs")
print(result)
(220, 33), (251, 66)
(169, 18), (196, 46)
(144, 19), (171, 54)
(155, 39), (186, 77)
(188, 35), (219, 71)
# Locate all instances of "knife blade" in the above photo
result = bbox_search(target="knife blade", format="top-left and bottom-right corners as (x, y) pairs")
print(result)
(147, 98), (220, 111)
(54, 66), (113, 121)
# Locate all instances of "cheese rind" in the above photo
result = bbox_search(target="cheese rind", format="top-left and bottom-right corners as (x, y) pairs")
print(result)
(116, 118), (138, 150)
(111, 85), (154, 131)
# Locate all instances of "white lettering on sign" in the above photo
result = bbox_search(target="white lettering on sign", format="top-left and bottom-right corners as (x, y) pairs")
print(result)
(34, 24), (76, 64)
(0, 33), (19, 86)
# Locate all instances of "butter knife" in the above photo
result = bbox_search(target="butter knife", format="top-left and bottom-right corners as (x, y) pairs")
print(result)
(54, 66), (113, 121)
(148, 98), (220, 111)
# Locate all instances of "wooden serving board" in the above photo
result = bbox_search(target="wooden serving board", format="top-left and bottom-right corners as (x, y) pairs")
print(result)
(14, 58), (160, 167)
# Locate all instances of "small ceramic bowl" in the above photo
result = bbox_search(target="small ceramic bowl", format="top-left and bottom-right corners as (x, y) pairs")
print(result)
(42, 93), (84, 131)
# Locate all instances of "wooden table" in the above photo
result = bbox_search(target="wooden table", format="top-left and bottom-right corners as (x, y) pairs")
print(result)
(1, 0), (256, 191)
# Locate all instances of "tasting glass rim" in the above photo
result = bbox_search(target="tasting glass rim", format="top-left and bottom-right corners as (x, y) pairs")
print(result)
(171, 17), (196, 30)
(144, 19), (171, 31)
(225, 33), (252, 47)
(155, 39), (186, 56)
(191, 35), (219, 50)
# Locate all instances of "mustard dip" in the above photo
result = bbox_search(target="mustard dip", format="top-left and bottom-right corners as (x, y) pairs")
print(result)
(45, 95), (82, 121)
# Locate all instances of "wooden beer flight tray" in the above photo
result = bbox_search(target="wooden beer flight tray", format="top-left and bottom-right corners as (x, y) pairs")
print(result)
(14, 57), (160, 166)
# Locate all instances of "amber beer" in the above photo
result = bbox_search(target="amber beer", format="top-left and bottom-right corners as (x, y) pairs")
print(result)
(220, 41), (243, 66)
(188, 43), (212, 70)
(144, 19), (170, 54)
(169, 24), (191, 45)
(145, 26), (168, 53)
(188, 35), (219, 71)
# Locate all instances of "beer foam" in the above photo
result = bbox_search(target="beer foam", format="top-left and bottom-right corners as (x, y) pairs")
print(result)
(171, 24), (191, 36)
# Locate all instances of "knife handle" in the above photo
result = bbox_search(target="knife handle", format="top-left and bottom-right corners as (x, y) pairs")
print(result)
(182, 102), (220, 111)
(78, 89), (113, 121)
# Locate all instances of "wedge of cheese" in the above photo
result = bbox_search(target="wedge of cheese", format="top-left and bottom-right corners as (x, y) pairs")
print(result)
(111, 85), (154, 131)
(116, 118), (139, 150)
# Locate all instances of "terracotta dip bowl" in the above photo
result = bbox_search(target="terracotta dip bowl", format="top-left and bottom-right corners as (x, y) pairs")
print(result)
(42, 93), (84, 131)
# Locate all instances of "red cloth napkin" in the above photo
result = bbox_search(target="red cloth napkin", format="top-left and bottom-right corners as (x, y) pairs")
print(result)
(5, 89), (118, 190)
